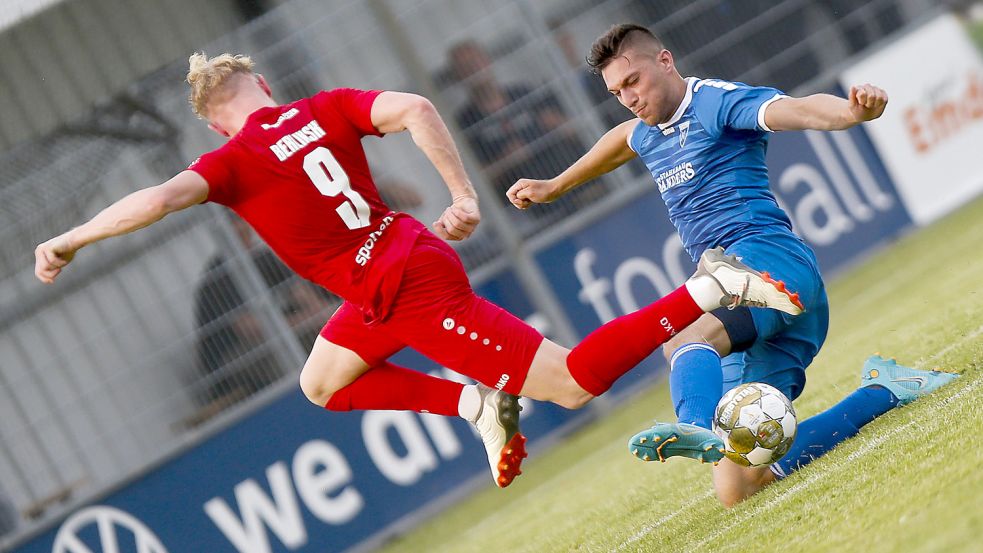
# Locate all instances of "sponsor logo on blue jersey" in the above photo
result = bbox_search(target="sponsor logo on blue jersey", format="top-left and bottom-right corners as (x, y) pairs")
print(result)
(655, 162), (696, 193)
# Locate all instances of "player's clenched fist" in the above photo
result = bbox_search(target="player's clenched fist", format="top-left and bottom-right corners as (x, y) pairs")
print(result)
(507, 178), (560, 210)
(433, 195), (480, 241)
(34, 233), (79, 284)
(848, 84), (888, 123)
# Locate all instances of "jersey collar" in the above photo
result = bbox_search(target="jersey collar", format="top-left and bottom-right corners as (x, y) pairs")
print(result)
(657, 77), (698, 131)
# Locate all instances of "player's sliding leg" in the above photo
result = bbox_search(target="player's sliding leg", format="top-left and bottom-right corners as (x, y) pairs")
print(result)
(306, 299), (530, 487)
(525, 246), (805, 406)
(712, 355), (960, 506)
(665, 248), (803, 432)
(325, 365), (526, 488)
(770, 355), (959, 479)
(628, 245), (810, 465)
(300, 336), (461, 416)
(299, 335), (528, 487)
(626, 330), (730, 463)
(626, 310), (751, 464)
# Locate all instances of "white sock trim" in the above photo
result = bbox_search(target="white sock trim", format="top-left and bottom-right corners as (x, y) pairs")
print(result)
(669, 342), (720, 370)
(458, 384), (481, 422)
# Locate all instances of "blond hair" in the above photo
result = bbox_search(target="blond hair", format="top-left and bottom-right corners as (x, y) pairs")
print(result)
(186, 52), (255, 118)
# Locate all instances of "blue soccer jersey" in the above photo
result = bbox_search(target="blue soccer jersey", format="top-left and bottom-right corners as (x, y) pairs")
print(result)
(629, 77), (794, 261)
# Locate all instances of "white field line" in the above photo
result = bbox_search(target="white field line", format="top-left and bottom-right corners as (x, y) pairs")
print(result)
(613, 489), (715, 552)
(915, 323), (983, 368)
(686, 375), (982, 552)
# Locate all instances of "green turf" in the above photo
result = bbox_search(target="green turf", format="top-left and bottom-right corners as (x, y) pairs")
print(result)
(378, 196), (983, 553)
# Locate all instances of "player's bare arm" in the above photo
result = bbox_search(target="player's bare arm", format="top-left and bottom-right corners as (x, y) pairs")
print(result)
(764, 84), (888, 132)
(34, 170), (209, 284)
(370, 91), (479, 241)
(507, 119), (639, 210)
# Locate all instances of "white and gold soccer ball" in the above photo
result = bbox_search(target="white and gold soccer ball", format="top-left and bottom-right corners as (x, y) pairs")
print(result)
(712, 382), (797, 467)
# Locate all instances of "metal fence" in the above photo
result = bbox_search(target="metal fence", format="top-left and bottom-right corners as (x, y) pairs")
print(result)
(0, 0), (945, 543)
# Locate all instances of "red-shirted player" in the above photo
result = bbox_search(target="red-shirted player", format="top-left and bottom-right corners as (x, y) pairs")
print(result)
(34, 53), (803, 487)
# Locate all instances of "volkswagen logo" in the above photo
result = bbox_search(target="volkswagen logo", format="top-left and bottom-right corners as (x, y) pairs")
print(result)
(53, 506), (168, 553)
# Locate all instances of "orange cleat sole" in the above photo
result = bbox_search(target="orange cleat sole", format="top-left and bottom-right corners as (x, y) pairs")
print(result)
(760, 271), (805, 312)
(496, 433), (528, 488)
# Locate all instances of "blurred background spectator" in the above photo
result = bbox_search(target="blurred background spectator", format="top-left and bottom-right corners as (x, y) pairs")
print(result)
(0, 488), (16, 538)
(448, 39), (607, 226)
(190, 215), (335, 425)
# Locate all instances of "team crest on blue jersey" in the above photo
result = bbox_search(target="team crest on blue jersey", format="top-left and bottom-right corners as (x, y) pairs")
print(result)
(678, 120), (690, 148)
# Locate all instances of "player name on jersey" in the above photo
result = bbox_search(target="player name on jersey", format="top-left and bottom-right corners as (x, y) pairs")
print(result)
(269, 120), (327, 161)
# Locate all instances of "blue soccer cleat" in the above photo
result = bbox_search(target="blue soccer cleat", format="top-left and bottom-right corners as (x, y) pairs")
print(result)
(628, 422), (725, 464)
(860, 354), (960, 405)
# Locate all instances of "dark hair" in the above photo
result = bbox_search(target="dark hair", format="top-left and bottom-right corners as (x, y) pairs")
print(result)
(586, 23), (663, 74)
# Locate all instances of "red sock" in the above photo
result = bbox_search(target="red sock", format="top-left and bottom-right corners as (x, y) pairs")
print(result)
(325, 362), (463, 416)
(567, 286), (704, 396)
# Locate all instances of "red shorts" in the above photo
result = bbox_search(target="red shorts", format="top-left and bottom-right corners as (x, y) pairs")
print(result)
(320, 233), (543, 395)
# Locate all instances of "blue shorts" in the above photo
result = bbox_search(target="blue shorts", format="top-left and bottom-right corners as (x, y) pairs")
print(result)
(718, 233), (829, 401)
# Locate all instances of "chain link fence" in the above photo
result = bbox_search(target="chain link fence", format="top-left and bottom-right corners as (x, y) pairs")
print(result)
(0, 0), (945, 542)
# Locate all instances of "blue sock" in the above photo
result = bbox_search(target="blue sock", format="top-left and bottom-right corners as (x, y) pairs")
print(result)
(772, 385), (898, 478)
(669, 343), (722, 429)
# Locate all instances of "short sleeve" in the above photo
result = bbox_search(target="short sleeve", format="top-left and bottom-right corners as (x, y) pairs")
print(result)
(628, 119), (646, 153)
(188, 148), (236, 205)
(692, 80), (786, 135)
(311, 88), (384, 137)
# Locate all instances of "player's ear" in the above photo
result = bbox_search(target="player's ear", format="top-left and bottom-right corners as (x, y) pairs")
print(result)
(257, 74), (272, 98)
(658, 48), (674, 70)
(207, 121), (230, 137)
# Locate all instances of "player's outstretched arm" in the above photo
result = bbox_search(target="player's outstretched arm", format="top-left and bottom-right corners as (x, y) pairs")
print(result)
(370, 91), (479, 241)
(34, 170), (209, 284)
(764, 84), (888, 132)
(507, 119), (639, 210)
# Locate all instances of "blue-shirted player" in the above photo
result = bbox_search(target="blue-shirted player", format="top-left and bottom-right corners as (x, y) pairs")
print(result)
(507, 23), (959, 506)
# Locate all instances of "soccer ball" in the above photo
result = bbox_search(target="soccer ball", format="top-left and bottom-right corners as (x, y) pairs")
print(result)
(712, 382), (797, 467)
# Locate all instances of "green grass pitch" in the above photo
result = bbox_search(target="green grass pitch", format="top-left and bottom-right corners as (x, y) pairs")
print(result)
(378, 196), (983, 553)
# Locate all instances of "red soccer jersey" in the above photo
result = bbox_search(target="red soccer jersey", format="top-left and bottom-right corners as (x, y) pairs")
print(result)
(189, 88), (426, 323)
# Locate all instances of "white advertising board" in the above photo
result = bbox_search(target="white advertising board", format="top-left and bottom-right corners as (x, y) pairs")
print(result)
(840, 12), (983, 225)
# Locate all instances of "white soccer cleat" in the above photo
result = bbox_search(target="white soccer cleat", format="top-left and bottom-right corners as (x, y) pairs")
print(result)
(469, 384), (527, 488)
(695, 247), (804, 315)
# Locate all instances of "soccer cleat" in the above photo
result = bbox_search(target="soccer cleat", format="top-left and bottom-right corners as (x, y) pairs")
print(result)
(860, 354), (960, 405)
(628, 422), (725, 464)
(470, 384), (527, 488)
(695, 247), (804, 315)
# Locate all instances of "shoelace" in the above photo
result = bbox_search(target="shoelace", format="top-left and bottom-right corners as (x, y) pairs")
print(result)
(725, 275), (766, 309)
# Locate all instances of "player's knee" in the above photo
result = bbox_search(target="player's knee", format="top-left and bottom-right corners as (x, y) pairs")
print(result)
(554, 388), (594, 410)
(714, 488), (743, 509)
(712, 462), (772, 508)
(712, 474), (747, 508)
(299, 365), (337, 407)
